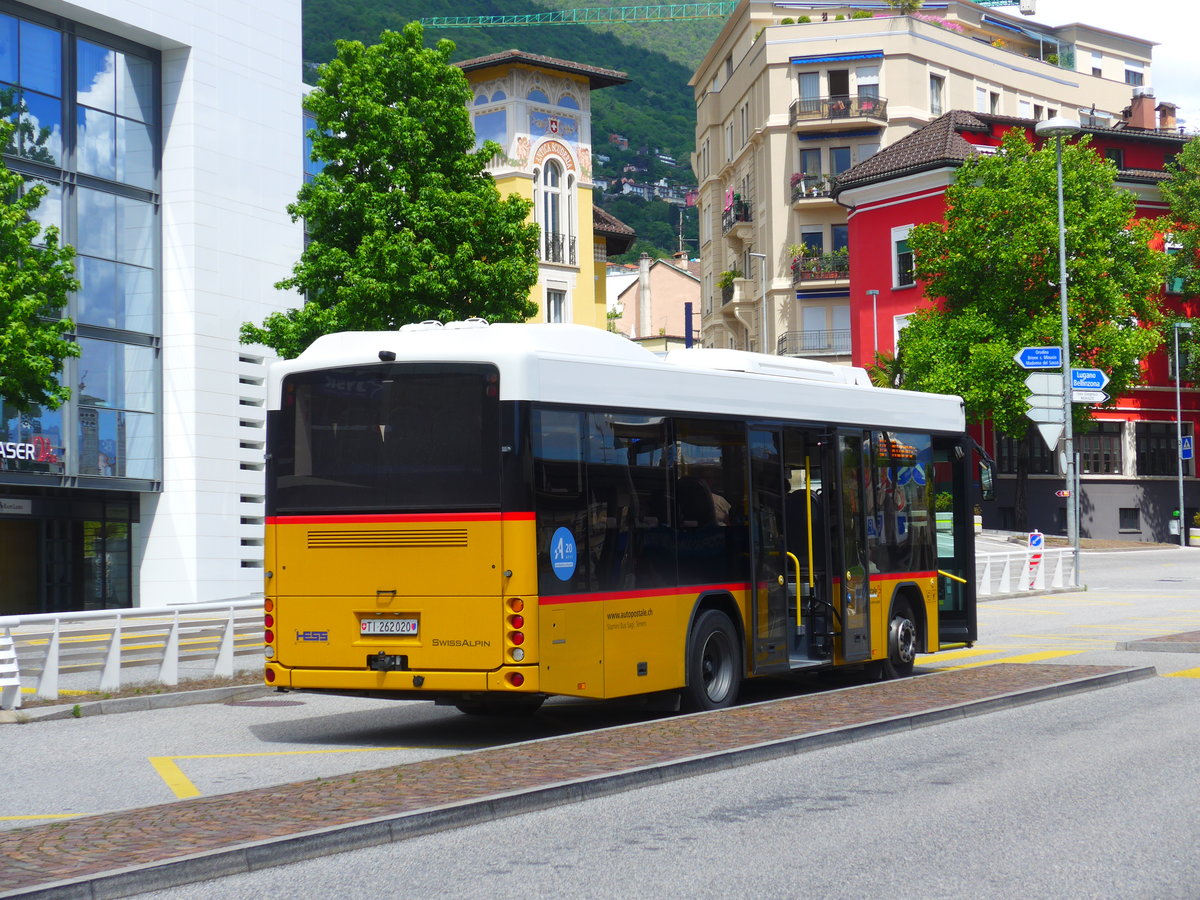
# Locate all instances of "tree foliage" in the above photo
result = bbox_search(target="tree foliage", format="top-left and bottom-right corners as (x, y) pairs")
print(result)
(1158, 134), (1200, 383)
(899, 128), (1167, 439)
(0, 102), (80, 413)
(243, 23), (540, 358)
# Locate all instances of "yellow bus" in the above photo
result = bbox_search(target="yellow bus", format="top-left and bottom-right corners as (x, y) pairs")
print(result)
(262, 321), (990, 713)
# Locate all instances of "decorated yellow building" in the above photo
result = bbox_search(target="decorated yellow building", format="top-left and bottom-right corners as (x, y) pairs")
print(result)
(458, 51), (635, 329)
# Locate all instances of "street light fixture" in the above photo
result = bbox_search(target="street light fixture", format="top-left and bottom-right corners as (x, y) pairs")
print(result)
(1174, 321), (1193, 548)
(1035, 115), (1081, 585)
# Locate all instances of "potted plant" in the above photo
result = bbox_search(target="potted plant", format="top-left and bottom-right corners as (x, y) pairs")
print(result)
(935, 491), (954, 531)
(1190, 510), (1200, 548)
(717, 269), (742, 289)
(973, 503), (983, 533)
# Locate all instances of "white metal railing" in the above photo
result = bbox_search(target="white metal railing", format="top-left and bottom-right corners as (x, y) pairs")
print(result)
(975, 548), (1076, 596)
(0, 598), (263, 710)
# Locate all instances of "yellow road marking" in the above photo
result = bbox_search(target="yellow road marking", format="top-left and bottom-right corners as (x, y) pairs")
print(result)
(979, 607), (1065, 615)
(937, 649), (1084, 670)
(1163, 667), (1200, 679)
(1010, 635), (1115, 644)
(149, 746), (452, 800)
(0, 813), (84, 821)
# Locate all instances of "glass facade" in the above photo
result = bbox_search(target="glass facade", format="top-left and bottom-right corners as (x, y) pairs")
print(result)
(0, 5), (160, 486)
(0, 3), (160, 611)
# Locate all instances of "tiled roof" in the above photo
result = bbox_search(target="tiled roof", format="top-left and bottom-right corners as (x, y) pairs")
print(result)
(594, 206), (636, 255)
(834, 110), (1189, 194)
(456, 50), (628, 90)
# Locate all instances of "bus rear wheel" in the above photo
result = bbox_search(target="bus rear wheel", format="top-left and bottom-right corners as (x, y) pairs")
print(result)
(682, 609), (742, 712)
(880, 600), (917, 680)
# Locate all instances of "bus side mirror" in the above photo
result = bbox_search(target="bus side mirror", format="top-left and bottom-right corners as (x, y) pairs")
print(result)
(979, 460), (996, 502)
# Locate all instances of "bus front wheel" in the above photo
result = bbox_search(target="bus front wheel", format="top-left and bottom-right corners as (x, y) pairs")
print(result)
(880, 600), (917, 679)
(682, 609), (742, 712)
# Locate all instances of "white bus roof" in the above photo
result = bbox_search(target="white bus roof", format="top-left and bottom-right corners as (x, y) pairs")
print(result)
(266, 322), (965, 433)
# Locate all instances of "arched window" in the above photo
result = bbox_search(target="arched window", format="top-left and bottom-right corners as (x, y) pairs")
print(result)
(490, 90), (506, 102)
(474, 93), (488, 106)
(557, 93), (580, 110)
(527, 87), (549, 103)
(542, 160), (562, 261)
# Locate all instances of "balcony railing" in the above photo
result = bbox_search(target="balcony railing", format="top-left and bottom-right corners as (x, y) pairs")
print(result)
(790, 95), (888, 126)
(777, 329), (852, 357)
(542, 232), (577, 265)
(791, 173), (837, 201)
(791, 253), (850, 283)
(721, 199), (752, 234)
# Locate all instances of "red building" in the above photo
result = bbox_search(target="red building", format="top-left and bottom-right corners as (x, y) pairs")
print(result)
(835, 99), (1197, 542)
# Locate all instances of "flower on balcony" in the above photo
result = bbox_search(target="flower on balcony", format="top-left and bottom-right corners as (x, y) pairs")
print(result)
(717, 269), (742, 288)
(790, 172), (805, 188)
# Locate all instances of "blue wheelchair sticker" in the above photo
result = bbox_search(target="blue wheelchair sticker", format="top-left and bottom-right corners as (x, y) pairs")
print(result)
(550, 527), (578, 581)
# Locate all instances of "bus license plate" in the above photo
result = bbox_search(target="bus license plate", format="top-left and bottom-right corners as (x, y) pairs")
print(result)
(361, 618), (418, 636)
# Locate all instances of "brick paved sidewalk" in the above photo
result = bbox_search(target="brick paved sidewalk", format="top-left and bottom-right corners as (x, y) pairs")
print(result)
(0, 663), (1153, 899)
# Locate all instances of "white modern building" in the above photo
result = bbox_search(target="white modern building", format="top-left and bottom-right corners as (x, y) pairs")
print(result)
(0, 0), (304, 612)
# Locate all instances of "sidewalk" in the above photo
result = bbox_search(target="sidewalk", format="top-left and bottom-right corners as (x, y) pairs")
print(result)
(0, 662), (1153, 899)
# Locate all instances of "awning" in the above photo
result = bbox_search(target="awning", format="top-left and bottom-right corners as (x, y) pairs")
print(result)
(790, 50), (883, 65)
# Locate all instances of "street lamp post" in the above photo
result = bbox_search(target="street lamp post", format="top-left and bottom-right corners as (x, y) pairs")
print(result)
(1035, 116), (1081, 585)
(1175, 321), (1193, 548)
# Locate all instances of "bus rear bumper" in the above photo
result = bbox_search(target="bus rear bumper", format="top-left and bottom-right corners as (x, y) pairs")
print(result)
(265, 662), (540, 695)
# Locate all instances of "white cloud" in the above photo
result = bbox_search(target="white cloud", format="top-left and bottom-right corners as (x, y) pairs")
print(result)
(1029, 0), (1199, 131)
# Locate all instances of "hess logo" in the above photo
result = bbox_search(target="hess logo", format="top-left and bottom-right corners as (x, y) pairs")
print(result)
(295, 630), (328, 642)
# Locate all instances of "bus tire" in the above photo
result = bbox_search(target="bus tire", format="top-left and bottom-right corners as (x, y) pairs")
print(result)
(682, 609), (742, 712)
(880, 600), (917, 679)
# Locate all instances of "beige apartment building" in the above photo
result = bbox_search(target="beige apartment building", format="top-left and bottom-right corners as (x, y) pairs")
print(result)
(691, 0), (1157, 358)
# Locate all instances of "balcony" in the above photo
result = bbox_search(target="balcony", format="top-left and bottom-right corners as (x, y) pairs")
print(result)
(777, 329), (852, 359)
(790, 172), (837, 202)
(790, 95), (888, 128)
(721, 199), (753, 236)
(791, 253), (850, 284)
(542, 232), (577, 266)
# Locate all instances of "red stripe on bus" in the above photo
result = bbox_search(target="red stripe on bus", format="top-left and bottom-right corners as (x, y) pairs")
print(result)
(265, 511), (536, 525)
(540, 583), (750, 606)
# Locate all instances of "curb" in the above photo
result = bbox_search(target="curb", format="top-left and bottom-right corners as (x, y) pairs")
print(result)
(2, 664), (1156, 900)
(1117, 640), (1200, 654)
(7, 684), (274, 723)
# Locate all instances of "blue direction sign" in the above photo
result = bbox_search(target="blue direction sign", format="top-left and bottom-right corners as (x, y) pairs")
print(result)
(1015, 346), (1062, 369)
(1184, 436), (1194, 461)
(1071, 368), (1110, 391)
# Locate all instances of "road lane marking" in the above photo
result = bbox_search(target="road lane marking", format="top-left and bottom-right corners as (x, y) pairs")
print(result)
(1163, 667), (1200, 679)
(979, 607), (1065, 615)
(936, 650), (1084, 670)
(0, 814), (84, 822)
(148, 746), (465, 800)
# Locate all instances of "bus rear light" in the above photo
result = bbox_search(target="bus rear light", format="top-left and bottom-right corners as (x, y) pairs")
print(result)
(264, 646), (275, 659)
(264, 614), (274, 628)
(264, 599), (274, 613)
(510, 614), (524, 629)
(265, 667), (275, 683)
(509, 598), (524, 613)
(265, 629), (275, 644)
(508, 672), (525, 687)
(510, 631), (524, 646)
(511, 647), (525, 662)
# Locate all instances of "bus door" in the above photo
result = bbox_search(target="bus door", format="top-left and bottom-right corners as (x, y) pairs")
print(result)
(748, 427), (789, 673)
(833, 430), (872, 663)
(932, 435), (978, 645)
(781, 428), (833, 662)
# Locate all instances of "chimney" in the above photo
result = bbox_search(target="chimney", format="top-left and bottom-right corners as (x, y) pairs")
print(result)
(1123, 90), (1156, 130)
(1157, 101), (1178, 133)
(637, 252), (652, 340)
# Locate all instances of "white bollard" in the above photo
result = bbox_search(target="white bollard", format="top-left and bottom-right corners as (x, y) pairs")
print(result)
(978, 557), (993, 596)
(998, 555), (1012, 593)
(0, 627), (22, 710)
(36, 620), (61, 701)
(99, 616), (123, 692)
(158, 611), (180, 686)
(214, 607), (236, 678)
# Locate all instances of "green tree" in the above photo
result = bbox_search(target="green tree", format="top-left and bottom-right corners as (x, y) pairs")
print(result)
(899, 128), (1166, 526)
(1159, 135), (1200, 383)
(0, 102), (80, 413)
(243, 23), (539, 358)
(884, 0), (924, 13)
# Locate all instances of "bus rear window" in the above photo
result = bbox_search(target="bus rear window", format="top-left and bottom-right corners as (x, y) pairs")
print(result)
(268, 363), (500, 514)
